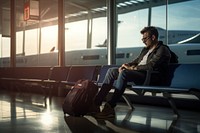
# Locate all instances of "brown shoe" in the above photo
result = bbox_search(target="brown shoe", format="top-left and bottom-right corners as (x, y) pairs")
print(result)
(94, 103), (115, 119)
(87, 104), (100, 115)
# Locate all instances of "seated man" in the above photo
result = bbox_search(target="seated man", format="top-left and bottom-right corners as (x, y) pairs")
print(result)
(92, 26), (171, 119)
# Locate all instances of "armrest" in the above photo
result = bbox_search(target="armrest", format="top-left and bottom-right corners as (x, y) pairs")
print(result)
(127, 70), (159, 86)
(143, 70), (159, 85)
(127, 70), (159, 96)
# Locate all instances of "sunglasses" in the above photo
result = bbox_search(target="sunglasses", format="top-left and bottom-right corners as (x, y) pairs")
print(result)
(141, 36), (151, 41)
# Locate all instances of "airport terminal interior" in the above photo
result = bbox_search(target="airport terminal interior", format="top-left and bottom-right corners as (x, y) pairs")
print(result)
(0, 0), (200, 133)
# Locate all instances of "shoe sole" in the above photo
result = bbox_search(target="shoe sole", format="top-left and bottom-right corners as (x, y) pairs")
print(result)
(94, 113), (115, 119)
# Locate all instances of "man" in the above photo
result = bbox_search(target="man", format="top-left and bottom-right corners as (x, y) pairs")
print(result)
(93, 26), (171, 119)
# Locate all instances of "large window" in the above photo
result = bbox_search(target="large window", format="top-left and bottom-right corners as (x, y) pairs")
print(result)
(64, 1), (107, 65)
(41, 25), (58, 53)
(16, 31), (23, 55)
(117, 0), (200, 64)
(24, 29), (39, 55)
(0, 0), (200, 67)
(118, 9), (148, 48)
(92, 17), (107, 48)
(168, 0), (200, 43)
(0, 37), (10, 57)
(117, 0), (200, 46)
(65, 20), (87, 50)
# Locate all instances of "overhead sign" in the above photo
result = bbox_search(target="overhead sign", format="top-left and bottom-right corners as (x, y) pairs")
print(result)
(24, 0), (39, 21)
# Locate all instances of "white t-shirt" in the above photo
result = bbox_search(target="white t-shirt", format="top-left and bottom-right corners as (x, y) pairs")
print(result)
(138, 48), (154, 66)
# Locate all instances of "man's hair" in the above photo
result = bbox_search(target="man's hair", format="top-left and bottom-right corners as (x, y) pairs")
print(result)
(140, 26), (159, 39)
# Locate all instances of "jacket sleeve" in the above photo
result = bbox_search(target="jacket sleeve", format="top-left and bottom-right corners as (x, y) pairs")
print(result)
(128, 48), (146, 66)
(136, 45), (171, 71)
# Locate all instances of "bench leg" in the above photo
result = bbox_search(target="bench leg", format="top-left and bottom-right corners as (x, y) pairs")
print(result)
(190, 90), (200, 100)
(167, 116), (179, 133)
(122, 95), (134, 110)
(163, 92), (180, 117)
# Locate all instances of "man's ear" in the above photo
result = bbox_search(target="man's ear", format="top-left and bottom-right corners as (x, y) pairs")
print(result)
(152, 35), (156, 41)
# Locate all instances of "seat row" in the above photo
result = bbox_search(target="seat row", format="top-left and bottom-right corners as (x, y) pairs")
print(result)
(0, 64), (200, 117)
(0, 65), (100, 98)
(97, 64), (200, 117)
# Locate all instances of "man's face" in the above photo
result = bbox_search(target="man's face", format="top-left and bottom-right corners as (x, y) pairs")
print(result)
(142, 32), (152, 48)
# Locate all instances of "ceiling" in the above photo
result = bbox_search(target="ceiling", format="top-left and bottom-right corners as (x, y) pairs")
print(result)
(0, 0), (190, 36)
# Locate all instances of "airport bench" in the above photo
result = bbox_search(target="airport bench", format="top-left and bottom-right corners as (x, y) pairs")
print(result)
(0, 67), (16, 91)
(61, 65), (100, 85)
(41, 66), (71, 97)
(0, 66), (72, 97)
(0, 65), (100, 98)
(97, 64), (200, 117)
(129, 64), (200, 116)
(58, 65), (101, 97)
(0, 67), (50, 93)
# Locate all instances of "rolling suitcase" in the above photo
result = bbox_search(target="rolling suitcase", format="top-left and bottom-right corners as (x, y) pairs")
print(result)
(62, 79), (98, 116)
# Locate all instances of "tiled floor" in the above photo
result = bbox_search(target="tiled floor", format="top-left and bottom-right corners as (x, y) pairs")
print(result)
(0, 90), (200, 133)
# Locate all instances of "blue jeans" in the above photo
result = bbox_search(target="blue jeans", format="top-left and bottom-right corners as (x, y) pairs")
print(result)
(95, 67), (146, 107)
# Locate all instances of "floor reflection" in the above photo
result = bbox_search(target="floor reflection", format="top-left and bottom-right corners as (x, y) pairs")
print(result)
(0, 90), (200, 133)
(64, 105), (200, 133)
(0, 93), (46, 121)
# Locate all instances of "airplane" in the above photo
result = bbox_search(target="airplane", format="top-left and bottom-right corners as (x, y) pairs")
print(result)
(95, 28), (200, 47)
(157, 27), (200, 44)
(0, 31), (200, 67)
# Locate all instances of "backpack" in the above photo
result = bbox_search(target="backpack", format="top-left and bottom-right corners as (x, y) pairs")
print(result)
(62, 79), (98, 116)
(169, 50), (178, 63)
(164, 45), (179, 63)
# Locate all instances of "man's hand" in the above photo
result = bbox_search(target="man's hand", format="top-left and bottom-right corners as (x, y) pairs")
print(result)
(118, 66), (125, 73)
(121, 63), (129, 69)
(118, 63), (137, 73)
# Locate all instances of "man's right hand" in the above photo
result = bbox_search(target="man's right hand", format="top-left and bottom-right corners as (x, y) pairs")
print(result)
(119, 63), (133, 72)
(119, 63), (137, 73)
(121, 63), (129, 68)
(118, 66), (125, 73)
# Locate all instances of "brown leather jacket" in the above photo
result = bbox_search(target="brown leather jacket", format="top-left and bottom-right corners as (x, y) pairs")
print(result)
(128, 41), (171, 84)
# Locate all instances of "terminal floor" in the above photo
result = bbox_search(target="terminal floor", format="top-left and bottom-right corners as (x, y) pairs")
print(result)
(0, 90), (200, 133)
